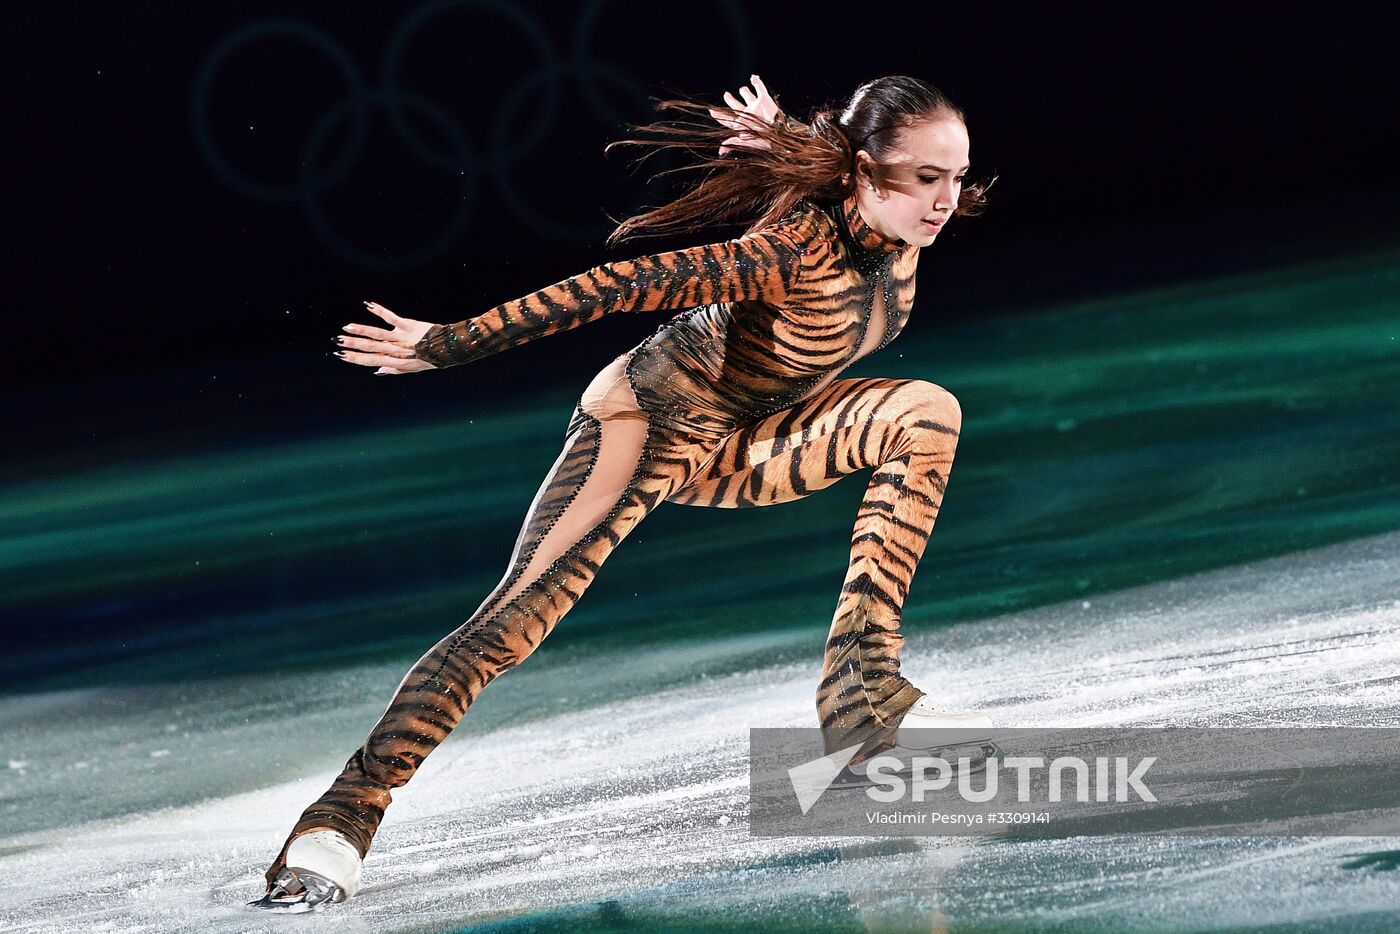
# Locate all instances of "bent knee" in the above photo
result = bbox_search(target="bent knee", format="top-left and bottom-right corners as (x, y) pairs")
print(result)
(894, 380), (962, 435)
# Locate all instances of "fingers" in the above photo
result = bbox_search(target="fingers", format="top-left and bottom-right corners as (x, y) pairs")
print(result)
(373, 359), (434, 375)
(732, 110), (764, 131)
(333, 302), (435, 372)
(719, 132), (770, 155)
(337, 334), (415, 357)
(362, 300), (402, 325)
(342, 321), (393, 341)
(333, 345), (435, 374)
(708, 106), (741, 131)
(715, 76), (777, 145)
(335, 348), (416, 368)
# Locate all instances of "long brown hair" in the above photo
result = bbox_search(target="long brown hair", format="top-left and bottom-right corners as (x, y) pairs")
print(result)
(603, 75), (995, 247)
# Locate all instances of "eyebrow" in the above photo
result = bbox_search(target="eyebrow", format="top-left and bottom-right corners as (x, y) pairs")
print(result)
(918, 163), (971, 172)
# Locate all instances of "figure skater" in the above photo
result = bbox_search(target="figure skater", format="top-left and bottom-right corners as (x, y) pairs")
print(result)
(256, 73), (997, 909)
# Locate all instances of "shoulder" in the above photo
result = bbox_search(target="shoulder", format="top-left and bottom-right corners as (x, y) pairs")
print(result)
(752, 199), (838, 259)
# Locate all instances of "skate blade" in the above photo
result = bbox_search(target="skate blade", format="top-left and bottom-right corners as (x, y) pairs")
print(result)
(828, 741), (1001, 790)
(248, 867), (345, 912)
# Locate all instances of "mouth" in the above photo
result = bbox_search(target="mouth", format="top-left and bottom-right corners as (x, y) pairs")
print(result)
(921, 218), (945, 231)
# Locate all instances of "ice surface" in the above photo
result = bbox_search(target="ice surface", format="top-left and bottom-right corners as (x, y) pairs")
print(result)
(1, 531), (1398, 932)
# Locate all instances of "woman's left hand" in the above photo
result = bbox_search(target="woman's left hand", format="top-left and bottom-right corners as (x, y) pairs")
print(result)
(335, 301), (437, 375)
(708, 74), (780, 155)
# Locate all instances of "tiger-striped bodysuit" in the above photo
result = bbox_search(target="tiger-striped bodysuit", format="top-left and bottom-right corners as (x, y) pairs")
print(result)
(263, 190), (963, 892)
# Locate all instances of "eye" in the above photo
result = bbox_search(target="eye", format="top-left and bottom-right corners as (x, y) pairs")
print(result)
(918, 176), (937, 184)
(956, 175), (967, 184)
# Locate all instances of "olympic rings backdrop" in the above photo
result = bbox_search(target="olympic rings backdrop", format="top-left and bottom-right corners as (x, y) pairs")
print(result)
(9, 2), (1398, 397)
(190, 0), (751, 269)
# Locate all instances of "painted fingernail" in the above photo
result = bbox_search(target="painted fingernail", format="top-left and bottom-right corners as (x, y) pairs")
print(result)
(334, 350), (346, 357)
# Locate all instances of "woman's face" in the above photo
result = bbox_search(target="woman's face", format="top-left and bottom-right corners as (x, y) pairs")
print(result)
(856, 116), (970, 248)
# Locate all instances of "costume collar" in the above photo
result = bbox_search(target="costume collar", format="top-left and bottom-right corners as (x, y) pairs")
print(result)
(839, 189), (905, 255)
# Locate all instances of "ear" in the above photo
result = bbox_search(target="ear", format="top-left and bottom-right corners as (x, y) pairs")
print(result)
(854, 150), (881, 194)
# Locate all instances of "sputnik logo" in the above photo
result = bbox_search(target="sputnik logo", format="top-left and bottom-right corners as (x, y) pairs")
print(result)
(785, 744), (1159, 813)
(787, 744), (864, 814)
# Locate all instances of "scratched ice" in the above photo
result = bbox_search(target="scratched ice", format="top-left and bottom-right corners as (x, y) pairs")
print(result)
(1, 531), (1398, 933)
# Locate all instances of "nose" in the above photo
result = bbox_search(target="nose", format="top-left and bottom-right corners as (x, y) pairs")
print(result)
(934, 177), (958, 212)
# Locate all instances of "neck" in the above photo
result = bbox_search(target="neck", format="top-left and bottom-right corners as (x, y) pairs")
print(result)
(840, 189), (905, 254)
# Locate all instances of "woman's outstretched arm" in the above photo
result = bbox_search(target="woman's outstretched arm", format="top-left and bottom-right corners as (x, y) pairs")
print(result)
(411, 224), (805, 369)
(344, 76), (803, 376)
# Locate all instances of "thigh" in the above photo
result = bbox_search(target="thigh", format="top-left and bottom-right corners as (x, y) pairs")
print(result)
(474, 354), (706, 618)
(667, 376), (959, 508)
(485, 407), (648, 613)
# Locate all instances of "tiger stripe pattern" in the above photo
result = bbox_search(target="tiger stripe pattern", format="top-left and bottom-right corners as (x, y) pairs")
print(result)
(667, 374), (961, 756)
(262, 189), (962, 895)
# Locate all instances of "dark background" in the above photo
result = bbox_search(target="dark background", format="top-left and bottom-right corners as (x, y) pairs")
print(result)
(6, 2), (1399, 466)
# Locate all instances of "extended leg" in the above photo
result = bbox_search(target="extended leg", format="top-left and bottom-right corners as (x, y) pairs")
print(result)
(669, 376), (962, 756)
(263, 361), (712, 892)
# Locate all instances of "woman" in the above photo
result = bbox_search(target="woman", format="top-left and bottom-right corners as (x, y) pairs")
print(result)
(257, 74), (996, 909)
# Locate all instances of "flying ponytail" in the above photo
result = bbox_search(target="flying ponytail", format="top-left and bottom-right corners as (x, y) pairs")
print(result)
(603, 75), (994, 246)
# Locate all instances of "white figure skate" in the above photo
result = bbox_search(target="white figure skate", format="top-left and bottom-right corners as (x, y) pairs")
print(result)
(831, 697), (1000, 790)
(250, 829), (363, 911)
(896, 695), (994, 747)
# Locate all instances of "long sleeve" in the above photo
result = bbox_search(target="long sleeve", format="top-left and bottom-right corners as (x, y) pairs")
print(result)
(413, 225), (805, 368)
